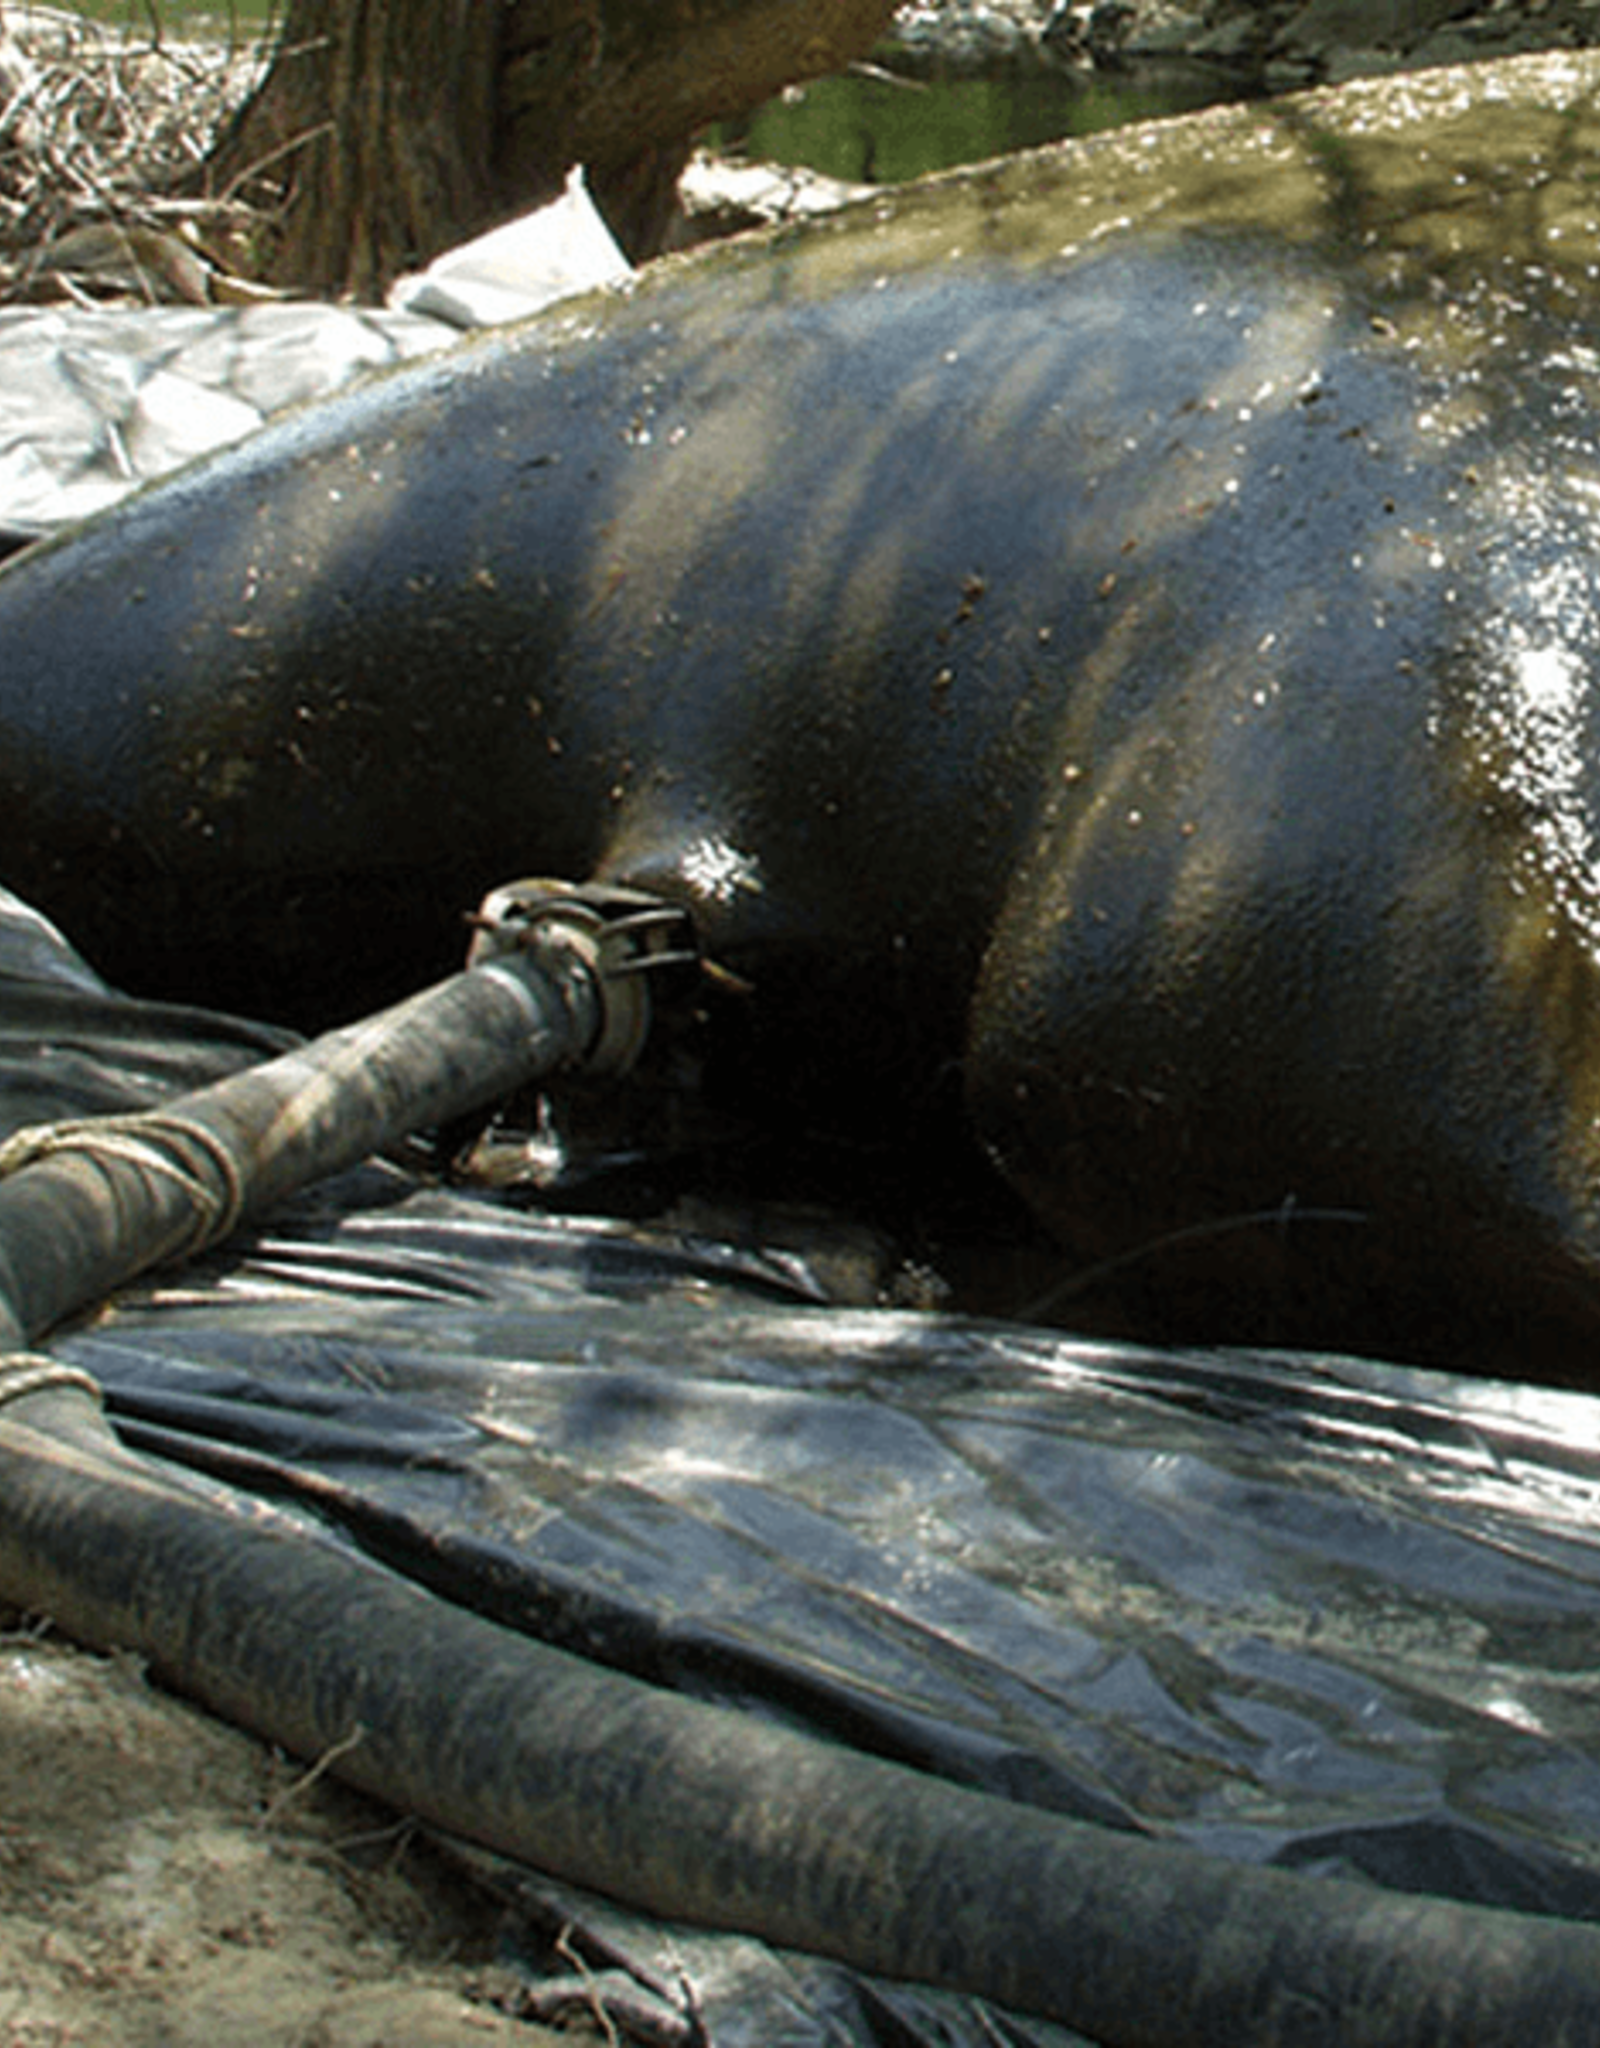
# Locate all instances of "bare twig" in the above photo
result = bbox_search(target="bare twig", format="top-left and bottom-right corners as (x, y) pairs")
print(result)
(256, 1723), (367, 1828)
(0, 2), (273, 302)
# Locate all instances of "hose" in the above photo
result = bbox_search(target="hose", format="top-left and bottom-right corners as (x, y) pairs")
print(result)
(0, 942), (595, 1352)
(0, 877), (687, 1353)
(0, 884), (1595, 2045)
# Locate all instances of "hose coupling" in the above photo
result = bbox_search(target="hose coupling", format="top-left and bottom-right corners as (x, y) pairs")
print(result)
(466, 880), (700, 1078)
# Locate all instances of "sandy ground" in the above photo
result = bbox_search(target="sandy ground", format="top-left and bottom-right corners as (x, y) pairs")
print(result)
(0, 1614), (579, 2048)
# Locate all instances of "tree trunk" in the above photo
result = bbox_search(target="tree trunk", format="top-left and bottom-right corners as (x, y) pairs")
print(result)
(204, 0), (901, 302)
(206, 0), (500, 302)
(499, 0), (903, 258)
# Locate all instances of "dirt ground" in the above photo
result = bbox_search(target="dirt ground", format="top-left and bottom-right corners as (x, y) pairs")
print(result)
(0, 1614), (583, 2048)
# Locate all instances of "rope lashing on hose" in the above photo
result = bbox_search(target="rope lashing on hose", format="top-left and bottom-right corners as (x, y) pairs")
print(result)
(0, 1352), (102, 1408)
(0, 1112), (248, 1261)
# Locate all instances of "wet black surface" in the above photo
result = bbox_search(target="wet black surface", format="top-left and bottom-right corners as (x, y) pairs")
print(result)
(12, 61), (1600, 1370)
(5, 61), (1600, 2037)
(2, 885), (1599, 2042)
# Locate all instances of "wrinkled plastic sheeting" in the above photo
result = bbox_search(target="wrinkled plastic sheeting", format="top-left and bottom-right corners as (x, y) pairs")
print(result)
(0, 183), (631, 540)
(6, 884), (1600, 2045)
(388, 168), (630, 329)
(0, 302), (452, 531)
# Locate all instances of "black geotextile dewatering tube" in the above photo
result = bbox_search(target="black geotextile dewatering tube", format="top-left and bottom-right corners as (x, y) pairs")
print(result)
(0, 902), (1596, 2045)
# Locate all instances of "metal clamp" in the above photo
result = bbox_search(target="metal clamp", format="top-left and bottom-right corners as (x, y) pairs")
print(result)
(466, 879), (700, 1078)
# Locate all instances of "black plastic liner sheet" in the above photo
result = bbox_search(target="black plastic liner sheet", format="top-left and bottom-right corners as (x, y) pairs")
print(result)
(5, 884), (1600, 2044)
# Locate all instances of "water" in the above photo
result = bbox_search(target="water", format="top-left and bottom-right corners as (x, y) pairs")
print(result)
(713, 63), (1252, 186)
